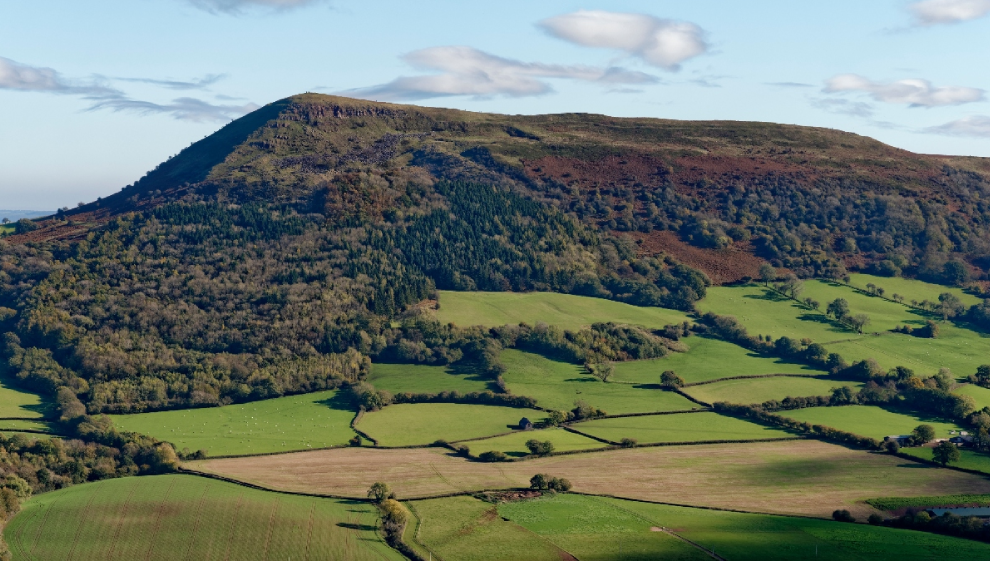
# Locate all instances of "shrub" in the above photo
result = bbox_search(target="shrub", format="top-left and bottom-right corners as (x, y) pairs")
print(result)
(620, 438), (638, 448)
(525, 439), (555, 456)
(660, 370), (684, 388)
(868, 513), (884, 526)
(479, 450), (508, 462)
(832, 509), (855, 523)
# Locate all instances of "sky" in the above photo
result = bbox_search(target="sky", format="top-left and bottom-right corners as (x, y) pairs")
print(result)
(2, 0), (990, 210)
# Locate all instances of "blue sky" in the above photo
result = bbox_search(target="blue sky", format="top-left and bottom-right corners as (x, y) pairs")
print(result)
(2, 0), (990, 209)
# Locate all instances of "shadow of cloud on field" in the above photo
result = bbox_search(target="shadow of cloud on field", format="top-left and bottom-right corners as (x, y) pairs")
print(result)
(734, 458), (845, 483)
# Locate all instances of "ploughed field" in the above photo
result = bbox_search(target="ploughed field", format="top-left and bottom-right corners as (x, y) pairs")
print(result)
(10, 276), (990, 560)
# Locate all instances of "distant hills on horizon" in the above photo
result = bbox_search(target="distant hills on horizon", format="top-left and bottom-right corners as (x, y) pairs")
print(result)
(0, 210), (52, 222)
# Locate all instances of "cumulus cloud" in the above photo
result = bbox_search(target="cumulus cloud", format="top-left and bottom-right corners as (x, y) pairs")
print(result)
(88, 97), (259, 122)
(909, 0), (990, 25)
(927, 115), (990, 136)
(347, 46), (657, 101)
(824, 74), (984, 107)
(538, 10), (707, 71)
(185, 0), (324, 14)
(1, 55), (254, 122)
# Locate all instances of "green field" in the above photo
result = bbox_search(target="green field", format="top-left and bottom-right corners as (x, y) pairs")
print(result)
(435, 290), (690, 331)
(682, 376), (862, 406)
(356, 402), (543, 446)
(595, 495), (990, 560)
(781, 405), (963, 441)
(572, 412), (793, 444)
(0, 224), (13, 236)
(368, 362), (491, 394)
(611, 336), (826, 385)
(955, 383), (990, 409)
(0, 377), (48, 419)
(5, 474), (402, 561)
(465, 427), (604, 457)
(411, 495), (568, 561)
(700, 284), (990, 378)
(499, 493), (706, 560)
(866, 493), (990, 511)
(111, 390), (357, 457)
(501, 350), (698, 414)
(900, 447), (990, 474)
(849, 273), (983, 308)
(0, 419), (53, 433)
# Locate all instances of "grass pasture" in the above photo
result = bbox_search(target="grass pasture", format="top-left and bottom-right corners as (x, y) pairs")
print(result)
(110, 390), (357, 457)
(499, 493), (706, 560)
(411, 495), (567, 561)
(849, 273), (983, 308)
(368, 362), (491, 395)
(465, 427), (604, 457)
(780, 405), (963, 441)
(5, 474), (402, 561)
(572, 412), (793, 444)
(798, 279), (925, 333)
(900, 447), (990, 475)
(500, 349), (698, 414)
(682, 376), (862, 405)
(604, 496), (990, 560)
(0, 420), (53, 434)
(189, 440), (990, 519)
(435, 290), (690, 331)
(955, 383), (990, 410)
(356, 402), (543, 446)
(0, 378), (48, 419)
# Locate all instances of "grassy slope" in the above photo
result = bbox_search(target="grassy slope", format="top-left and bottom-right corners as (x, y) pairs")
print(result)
(608, 496), (990, 560)
(5, 474), (402, 561)
(189, 440), (990, 519)
(611, 336), (826, 385)
(499, 494), (706, 561)
(0, 378), (48, 419)
(501, 349), (697, 414)
(682, 377), (862, 405)
(572, 412), (792, 444)
(110, 390), (357, 457)
(356, 403), (543, 446)
(435, 290), (690, 331)
(955, 383), (990, 409)
(465, 428), (604, 457)
(369, 362), (491, 394)
(900, 447), (990, 474)
(849, 273), (982, 308)
(0, 420), (53, 433)
(411, 495), (566, 561)
(700, 284), (990, 377)
(781, 405), (962, 440)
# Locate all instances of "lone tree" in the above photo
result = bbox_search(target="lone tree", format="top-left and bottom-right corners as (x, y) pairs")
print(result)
(849, 313), (871, 334)
(933, 441), (961, 467)
(826, 298), (850, 320)
(832, 509), (856, 523)
(367, 482), (393, 504)
(526, 439), (555, 456)
(660, 370), (684, 388)
(759, 263), (777, 286)
(912, 424), (936, 445)
(588, 360), (614, 382)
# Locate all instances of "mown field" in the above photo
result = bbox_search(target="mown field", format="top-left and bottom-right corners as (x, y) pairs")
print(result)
(849, 273), (983, 308)
(410, 495), (571, 561)
(465, 427), (604, 457)
(572, 412), (793, 444)
(5, 474), (402, 561)
(435, 290), (690, 331)
(356, 402), (543, 446)
(682, 376), (862, 406)
(780, 405), (962, 440)
(501, 350), (698, 414)
(111, 390), (358, 457)
(188, 440), (990, 518)
(368, 362), (491, 394)
(0, 378), (48, 419)
(611, 336), (826, 385)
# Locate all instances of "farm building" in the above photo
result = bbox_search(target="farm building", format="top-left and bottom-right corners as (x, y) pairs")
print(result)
(519, 418), (533, 430)
(884, 435), (913, 446)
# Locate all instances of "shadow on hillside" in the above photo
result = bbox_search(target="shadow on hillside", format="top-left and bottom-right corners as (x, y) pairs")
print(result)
(337, 522), (377, 531)
(743, 289), (790, 303)
(447, 361), (503, 392)
(316, 391), (357, 413)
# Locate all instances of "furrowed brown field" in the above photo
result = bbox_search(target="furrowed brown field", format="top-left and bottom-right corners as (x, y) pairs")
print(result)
(188, 440), (990, 519)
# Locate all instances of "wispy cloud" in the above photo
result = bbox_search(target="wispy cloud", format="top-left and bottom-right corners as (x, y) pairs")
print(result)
(908, 0), (990, 25)
(346, 46), (656, 101)
(926, 115), (990, 136)
(811, 97), (876, 118)
(185, 0), (325, 14)
(824, 74), (984, 107)
(1, 55), (254, 122)
(114, 74), (226, 90)
(538, 10), (708, 71)
(766, 81), (814, 88)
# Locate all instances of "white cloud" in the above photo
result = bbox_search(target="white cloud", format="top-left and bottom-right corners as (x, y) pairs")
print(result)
(88, 97), (259, 122)
(824, 74), (984, 107)
(927, 115), (990, 136)
(0, 56), (117, 96)
(114, 74), (226, 90)
(909, 0), (990, 25)
(186, 0), (324, 14)
(811, 97), (876, 118)
(538, 10), (708, 71)
(347, 46), (656, 101)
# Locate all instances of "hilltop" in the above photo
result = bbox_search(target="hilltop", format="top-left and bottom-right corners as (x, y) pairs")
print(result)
(10, 93), (990, 284)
